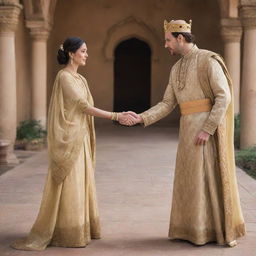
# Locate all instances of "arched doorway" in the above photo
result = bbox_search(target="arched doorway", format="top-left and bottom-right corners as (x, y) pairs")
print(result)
(114, 38), (151, 113)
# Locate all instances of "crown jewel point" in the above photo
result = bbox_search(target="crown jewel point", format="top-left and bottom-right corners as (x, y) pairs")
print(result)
(164, 19), (192, 33)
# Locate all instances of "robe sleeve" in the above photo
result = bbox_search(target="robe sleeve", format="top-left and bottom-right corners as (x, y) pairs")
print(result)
(140, 75), (177, 127)
(202, 57), (231, 135)
(60, 72), (92, 113)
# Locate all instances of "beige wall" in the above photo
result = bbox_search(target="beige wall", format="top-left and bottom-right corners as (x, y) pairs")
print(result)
(15, 9), (31, 125)
(43, 0), (223, 125)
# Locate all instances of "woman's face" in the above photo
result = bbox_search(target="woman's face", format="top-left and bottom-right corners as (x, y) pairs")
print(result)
(71, 42), (88, 66)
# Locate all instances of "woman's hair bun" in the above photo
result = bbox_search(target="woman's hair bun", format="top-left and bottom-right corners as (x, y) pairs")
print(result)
(57, 48), (69, 65)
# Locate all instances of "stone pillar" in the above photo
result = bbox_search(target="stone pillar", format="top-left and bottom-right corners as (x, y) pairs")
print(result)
(220, 18), (242, 114)
(239, 0), (256, 149)
(26, 22), (50, 127)
(0, 1), (22, 164)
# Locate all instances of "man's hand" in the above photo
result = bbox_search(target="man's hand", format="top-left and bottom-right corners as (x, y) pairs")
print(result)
(118, 111), (143, 126)
(195, 130), (210, 145)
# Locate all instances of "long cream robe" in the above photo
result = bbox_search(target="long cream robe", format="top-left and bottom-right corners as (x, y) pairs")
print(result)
(141, 45), (245, 245)
(11, 70), (100, 251)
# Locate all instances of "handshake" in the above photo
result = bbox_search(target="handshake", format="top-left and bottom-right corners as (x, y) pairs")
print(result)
(113, 111), (143, 126)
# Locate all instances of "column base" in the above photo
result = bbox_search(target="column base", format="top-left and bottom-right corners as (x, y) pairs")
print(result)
(0, 141), (19, 165)
(6, 151), (19, 165)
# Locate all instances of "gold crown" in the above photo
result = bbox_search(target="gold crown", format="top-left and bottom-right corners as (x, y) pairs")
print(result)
(164, 20), (192, 33)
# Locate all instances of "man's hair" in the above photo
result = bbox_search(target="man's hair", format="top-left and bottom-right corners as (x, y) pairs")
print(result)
(172, 32), (196, 43)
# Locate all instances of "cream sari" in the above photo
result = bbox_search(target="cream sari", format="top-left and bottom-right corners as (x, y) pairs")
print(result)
(11, 69), (100, 250)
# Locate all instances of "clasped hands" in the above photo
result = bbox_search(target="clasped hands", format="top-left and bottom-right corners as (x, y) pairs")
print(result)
(116, 112), (210, 146)
(118, 111), (143, 126)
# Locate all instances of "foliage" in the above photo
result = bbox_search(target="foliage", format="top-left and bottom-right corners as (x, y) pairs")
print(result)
(236, 147), (256, 179)
(234, 114), (240, 149)
(233, 114), (256, 180)
(16, 120), (47, 141)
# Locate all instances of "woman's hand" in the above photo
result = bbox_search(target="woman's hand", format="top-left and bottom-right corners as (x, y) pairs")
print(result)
(118, 112), (143, 126)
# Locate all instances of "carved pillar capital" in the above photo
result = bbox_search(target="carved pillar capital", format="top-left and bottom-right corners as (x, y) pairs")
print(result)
(0, 0), (20, 4)
(26, 20), (51, 41)
(220, 18), (242, 42)
(239, 0), (256, 29)
(30, 28), (50, 41)
(0, 1), (22, 35)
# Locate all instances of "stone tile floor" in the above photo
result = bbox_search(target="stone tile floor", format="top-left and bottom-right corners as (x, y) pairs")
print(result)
(0, 124), (255, 256)
(0, 150), (37, 176)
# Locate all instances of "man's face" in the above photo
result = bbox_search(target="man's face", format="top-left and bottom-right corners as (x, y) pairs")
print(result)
(164, 32), (180, 55)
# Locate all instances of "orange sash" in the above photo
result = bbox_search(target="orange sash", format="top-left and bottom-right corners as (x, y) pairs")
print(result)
(179, 98), (212, 115)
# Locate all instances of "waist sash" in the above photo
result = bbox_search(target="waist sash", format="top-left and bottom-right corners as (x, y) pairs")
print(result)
(179, 98), (212, 115)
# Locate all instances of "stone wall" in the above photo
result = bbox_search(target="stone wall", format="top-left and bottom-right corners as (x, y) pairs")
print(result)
(20, 0), (223, 125)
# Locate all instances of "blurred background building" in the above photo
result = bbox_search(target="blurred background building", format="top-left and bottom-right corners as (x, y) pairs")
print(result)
(0, 0), (255, 163)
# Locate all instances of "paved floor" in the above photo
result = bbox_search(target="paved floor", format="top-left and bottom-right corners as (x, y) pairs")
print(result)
(0, 124), (256, 256)
(0, 150), (37, 176)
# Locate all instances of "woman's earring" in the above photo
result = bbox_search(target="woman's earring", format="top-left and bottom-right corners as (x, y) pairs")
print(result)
(71, 57), (74, 65)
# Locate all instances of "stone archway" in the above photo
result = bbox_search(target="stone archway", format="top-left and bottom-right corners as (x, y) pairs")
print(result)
(114, 38), (151, 113)
(102, 16), (160, 111)
(103, 16), (160, 62)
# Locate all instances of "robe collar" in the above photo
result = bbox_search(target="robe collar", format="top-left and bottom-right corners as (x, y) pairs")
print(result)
(182, 44), (198, 60)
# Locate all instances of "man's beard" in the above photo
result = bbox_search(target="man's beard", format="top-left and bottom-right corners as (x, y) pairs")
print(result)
(168, 48), (177, 55)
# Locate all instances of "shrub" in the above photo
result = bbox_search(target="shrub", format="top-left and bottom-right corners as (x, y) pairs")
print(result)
(16, 120), (47, 141)
(236, 147), (256, 179)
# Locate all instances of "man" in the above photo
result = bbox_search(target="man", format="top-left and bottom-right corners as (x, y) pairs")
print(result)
(125, 19), (245, 246)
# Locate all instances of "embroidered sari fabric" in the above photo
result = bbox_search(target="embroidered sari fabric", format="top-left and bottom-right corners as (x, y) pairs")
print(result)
(11, 70), (100, 251)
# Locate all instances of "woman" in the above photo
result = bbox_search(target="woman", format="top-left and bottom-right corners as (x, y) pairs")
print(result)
(11, 37), (134, 251)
